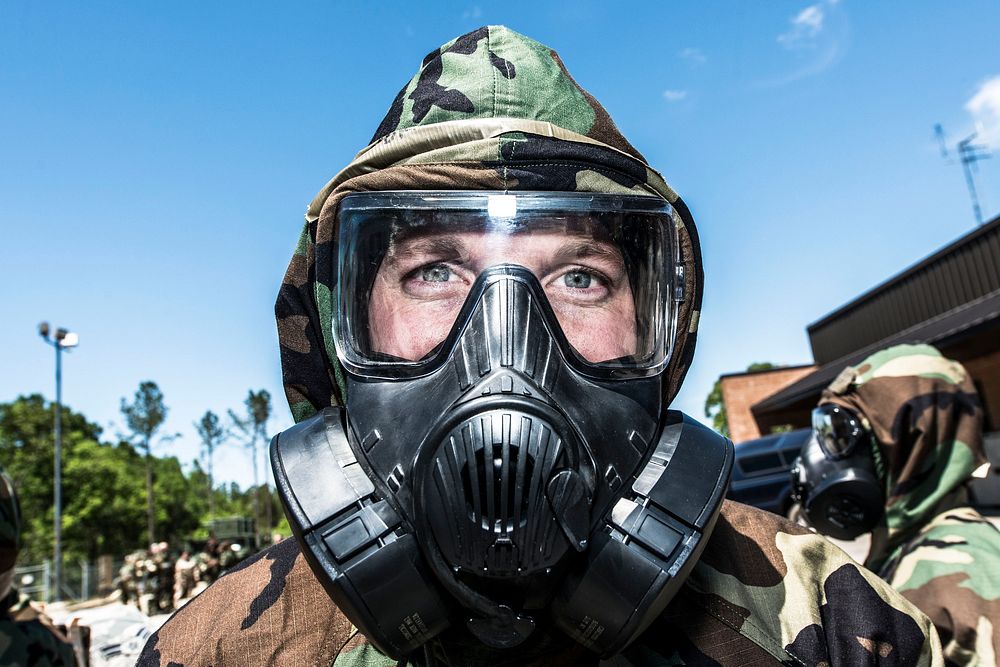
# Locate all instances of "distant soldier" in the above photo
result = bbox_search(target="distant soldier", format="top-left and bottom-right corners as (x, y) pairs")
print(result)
(149, 542), (174, 613)
(218, 540), (248, 574)
(193, 539), (220, 586)
(173, 550), (197, 606)
(0, 468), (76, 666)
(134, 548), (156, 615)
(794, 344), (1000, 665)
(126, 549), (148, 610)
(117, 553), (137, 606)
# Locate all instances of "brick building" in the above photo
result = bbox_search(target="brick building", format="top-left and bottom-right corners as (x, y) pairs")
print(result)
(719, 365), (815, 443)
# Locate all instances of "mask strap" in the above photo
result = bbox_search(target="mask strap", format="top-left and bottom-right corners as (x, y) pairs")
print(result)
(869, 432), (887, 490)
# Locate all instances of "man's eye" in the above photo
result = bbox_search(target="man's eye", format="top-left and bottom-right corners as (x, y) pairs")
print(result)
(420, 265), (452, 282)
(563, 271), (593, 289)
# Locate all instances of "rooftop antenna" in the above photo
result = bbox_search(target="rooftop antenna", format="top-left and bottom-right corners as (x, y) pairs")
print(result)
(935, 123), (992, 226)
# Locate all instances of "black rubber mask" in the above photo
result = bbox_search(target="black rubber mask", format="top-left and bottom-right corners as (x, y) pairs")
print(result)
(272, 193), (733, 660)
(790, 404), (885, 540)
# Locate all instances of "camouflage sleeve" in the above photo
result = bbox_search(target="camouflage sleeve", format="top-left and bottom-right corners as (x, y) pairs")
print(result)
(138, 537), (357, 666)
(141, 505), (947, 666)
(675, 501), (945, 666)
(0, 616), (76, 667)
(881, 507), (1000, 666)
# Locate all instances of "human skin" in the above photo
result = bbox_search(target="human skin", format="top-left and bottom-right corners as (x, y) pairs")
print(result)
(367, 228), (637, 363)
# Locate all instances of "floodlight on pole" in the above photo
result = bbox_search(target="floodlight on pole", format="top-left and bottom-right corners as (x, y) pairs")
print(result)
(37, 321), (79, 602)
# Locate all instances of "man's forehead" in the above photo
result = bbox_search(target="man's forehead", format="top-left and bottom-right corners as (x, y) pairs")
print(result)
(387, 225), (619, 256)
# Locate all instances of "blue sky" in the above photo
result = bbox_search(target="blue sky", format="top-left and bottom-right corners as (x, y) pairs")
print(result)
(2, 1), (998, 488)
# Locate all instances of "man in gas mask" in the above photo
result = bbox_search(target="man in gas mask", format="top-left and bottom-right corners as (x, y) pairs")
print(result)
(793, 343), (999, 665)
(141, 26), (945, 666)
(0, 469), (77, 666)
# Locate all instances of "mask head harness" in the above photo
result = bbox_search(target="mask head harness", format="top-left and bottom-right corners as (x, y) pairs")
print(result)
(272, 192), (733, 659)
(791, 403), (885, 540)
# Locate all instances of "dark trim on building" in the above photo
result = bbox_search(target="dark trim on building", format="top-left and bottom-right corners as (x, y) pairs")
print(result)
(806, 214), (1000, 365)
(753, 288), (1000, 428)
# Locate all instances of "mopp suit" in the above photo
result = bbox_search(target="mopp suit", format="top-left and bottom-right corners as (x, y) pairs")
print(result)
(820, 344), (1000, 666)
(141, 27), (945, 666)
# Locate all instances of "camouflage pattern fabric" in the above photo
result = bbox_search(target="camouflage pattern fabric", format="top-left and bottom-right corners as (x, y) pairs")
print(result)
(0, 590), (76, 666)
(146, 25), (945, 665)
(881, 507), (1000, 666)
(822, 344), (997, 665)
(140, 501), (943, 665)
(0, 471), (21, 595)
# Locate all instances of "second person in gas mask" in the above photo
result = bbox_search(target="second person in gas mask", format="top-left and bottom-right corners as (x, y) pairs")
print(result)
(793, 343), (1000, 665)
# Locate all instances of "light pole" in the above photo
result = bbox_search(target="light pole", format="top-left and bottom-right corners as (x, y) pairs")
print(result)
(38, 322), (78, 602)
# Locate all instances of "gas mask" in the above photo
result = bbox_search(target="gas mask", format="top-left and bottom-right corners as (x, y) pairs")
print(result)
(790, 403), (885, 540)
(272, 192), (733, 659)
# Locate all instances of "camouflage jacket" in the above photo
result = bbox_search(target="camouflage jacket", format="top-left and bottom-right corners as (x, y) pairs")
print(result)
(140, 500), (943, 666)
(880, 506), (1000, 666)
(0, 589), (76, 667)
(822, 344), (998, 665)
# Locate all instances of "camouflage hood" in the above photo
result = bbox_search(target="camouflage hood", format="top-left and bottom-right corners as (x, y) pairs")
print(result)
(0, 469), (22, 601)
(276, 25), (703, 422)
(0, 470), (21, 569)
(820, 344), (987, 567)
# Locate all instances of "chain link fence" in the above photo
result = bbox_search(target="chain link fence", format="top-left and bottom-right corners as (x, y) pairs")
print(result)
(15, 556), (121, 603)
(13, 561), (49, 601)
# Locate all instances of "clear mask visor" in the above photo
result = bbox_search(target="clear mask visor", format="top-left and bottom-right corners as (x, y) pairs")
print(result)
(335, 191), (682, 377)
(812, 404), (865, 459)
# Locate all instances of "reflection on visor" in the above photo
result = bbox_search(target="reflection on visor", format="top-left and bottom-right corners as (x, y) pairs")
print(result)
(335, 191), (680, 375)
(811, 404), (865, 459)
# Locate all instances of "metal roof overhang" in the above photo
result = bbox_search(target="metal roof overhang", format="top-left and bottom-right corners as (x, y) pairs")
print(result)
(752, 287), (1000, 425)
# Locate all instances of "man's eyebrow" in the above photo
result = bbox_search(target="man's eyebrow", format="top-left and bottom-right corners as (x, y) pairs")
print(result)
(385, 235), (465, 263)
(553, 240), (625, 263)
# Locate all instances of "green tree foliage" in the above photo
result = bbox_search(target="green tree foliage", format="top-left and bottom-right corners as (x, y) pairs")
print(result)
(60, 439), (146, 560)
(120, 381), (167, 545)
(704, 380), (729, 438)
(0, 396), (182, 561)
(0, 394), (125, 562)
(194, 411), (225, 520)
(229, 390), (272, 540)
(1, 394), (269, 564)
(152, 455), (204, 544)
(704, 362), (779, 438)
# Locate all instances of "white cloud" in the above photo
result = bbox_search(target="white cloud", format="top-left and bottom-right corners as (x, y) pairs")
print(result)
(757, 0), (847, 86)
(966, 75), (1000, 148)
(662, 89), (688, 102)
(778, 3), (827, 48)
(462, 6), (483, 20)
(679, 48), (706, 65)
